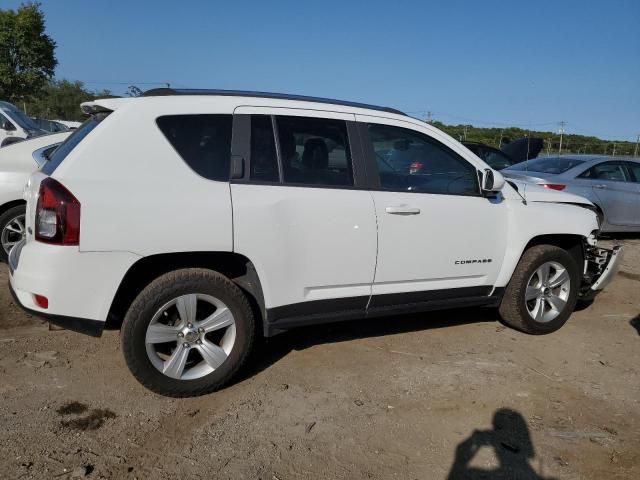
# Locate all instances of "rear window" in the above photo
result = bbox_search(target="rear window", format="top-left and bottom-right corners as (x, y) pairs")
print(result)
(156, 115), (232, 181)
(507, 157), (585, 174)
(41, 114), (108, 175)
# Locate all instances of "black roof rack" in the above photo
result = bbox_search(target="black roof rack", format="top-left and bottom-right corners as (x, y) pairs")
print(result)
(142, 88), (407, 116)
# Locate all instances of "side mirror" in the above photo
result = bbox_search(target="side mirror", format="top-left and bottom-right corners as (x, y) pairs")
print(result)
(1, 120), (16, 131)
(481, 168), (505, 193)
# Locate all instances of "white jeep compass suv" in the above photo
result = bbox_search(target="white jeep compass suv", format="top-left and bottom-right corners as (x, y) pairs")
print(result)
(8, 89), (623, 397)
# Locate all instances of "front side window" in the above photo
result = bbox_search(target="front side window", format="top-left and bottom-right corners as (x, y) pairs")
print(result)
(250, 115), (279, 182)
(157, 114), (232, 181)
(578, 162), (629, 182)
(369, 124), (479, 195)
(275, 116), (353, 186)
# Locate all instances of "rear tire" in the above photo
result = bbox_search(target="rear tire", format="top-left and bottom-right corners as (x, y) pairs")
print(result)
(121, 268), (255, 397)
(499, 245), (580, 334)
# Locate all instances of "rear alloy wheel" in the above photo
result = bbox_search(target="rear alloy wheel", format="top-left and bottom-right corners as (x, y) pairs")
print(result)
(121, 268), (255, 397)
(499, 245), (579, 334)
(0, 205), (26, 262)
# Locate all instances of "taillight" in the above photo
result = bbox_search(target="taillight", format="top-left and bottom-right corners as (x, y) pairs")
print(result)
(409, 161), (424, 174)
(35, 178), (81, 245)
(541, 183), (566, 191)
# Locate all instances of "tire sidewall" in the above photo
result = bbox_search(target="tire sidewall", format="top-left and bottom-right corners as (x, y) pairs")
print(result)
(0, 205), (26, 263)
(513, 248), (580, 334)
(121, 269), (253, 395)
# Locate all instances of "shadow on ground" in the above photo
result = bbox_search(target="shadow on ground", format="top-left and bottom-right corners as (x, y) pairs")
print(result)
(630, 315), (640, 336)
(239, 306), (499, 383)
(447, 408), (558, 479)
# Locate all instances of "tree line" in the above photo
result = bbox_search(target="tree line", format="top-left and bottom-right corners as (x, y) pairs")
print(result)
(431, 121), (637, 157)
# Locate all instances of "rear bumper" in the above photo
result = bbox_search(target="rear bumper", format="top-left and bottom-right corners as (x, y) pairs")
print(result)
(9, 280), (104, 337)
(8, 239), (140, 336)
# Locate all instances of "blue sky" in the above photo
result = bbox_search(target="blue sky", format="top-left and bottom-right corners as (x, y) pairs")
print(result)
(5, 0), (640, 140)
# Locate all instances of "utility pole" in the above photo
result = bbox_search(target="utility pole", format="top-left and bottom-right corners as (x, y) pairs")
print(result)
(546, 138), (551, 156)
(612, 143), (617, 157)
(558, 121), (566, 155)
(634, 134), (640, 157)
(463, 125), (469, 141)
(425, 111), (433, 124)
(498, 129), (504, 148)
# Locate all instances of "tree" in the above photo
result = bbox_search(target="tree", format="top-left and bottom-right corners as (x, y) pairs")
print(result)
(0, 2), (57, 102)
(25, 79), (112, 121)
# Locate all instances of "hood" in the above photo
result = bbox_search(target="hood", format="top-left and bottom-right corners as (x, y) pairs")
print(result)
(507, 179), (594, 206)
(501, 137), (543, 163)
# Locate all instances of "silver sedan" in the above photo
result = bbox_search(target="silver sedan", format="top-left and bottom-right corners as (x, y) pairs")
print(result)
(503, 155), (640, 232)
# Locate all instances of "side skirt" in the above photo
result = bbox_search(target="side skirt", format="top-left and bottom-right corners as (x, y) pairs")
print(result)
(263, 287), (504, 337)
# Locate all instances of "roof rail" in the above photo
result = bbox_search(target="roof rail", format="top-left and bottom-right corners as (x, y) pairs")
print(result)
(142, 88), (407, 116)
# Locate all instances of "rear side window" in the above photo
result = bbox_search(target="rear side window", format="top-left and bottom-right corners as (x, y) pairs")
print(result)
(578, 162), (629, 182)
(41, 114), (108, 175)
(275, 116), (353, 186)
(626, 162), (640, 183)
(157, 115), (232, 181)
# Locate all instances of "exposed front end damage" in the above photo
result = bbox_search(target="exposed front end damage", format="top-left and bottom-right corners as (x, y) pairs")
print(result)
(579, 238), (624, 300)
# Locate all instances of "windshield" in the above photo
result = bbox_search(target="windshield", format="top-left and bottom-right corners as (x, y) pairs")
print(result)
(42, 113), (109, 175)
(507, 157), (585, 174)
(4, 105), (40, 131)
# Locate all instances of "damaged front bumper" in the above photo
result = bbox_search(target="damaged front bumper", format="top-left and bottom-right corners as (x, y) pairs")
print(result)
(579, 244), (624, 299)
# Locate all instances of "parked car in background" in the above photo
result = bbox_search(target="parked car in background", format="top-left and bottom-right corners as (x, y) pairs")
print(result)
(464, 137), (544, 170)
(0, 101), (46, 147)
(0, 132), (69, 261)
(31, 118), (71, 133)
(503, 155), (640, 232)
(54, 120), (82, 130)
(7, 89), (622, 397)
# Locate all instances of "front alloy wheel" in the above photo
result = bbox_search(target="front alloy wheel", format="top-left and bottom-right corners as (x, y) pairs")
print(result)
(499, 244), (579, 334)
(524, 261), (571, 323)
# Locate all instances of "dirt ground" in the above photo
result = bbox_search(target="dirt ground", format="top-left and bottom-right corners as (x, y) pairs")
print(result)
(1, 239), (639, 480)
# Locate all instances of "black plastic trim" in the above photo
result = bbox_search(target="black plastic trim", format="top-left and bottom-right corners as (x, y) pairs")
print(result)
(9, 282), (104, 337)
(143, 88), (407, 116)
(264, 286), (503, 336)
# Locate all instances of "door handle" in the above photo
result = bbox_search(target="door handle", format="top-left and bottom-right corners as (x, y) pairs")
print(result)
(385, 206), (421, 215)
(594, 184), (607, 189)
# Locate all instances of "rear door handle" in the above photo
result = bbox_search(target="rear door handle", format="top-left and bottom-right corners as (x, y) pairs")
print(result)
(594, 184), (607, 189)
(385, 206), (421, 215)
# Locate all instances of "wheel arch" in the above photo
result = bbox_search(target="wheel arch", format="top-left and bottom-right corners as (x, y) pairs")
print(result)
(106, 252), (266, 334)
(0, 199), (26, 216)
(496, 233), (586, 289)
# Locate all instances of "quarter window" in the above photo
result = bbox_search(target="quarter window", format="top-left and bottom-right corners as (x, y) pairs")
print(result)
(368, 124), (479, 195)
(156, 114), (232, 181)
(625, 162), (640, 183)
(275, 116), (353, 186)
(579, 162), (629, 182)
(250, 115), (279, 182)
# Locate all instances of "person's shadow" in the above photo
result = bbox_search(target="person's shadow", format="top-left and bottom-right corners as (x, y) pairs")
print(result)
(447, 408), (557, 480)
(630, 315), (640, 336)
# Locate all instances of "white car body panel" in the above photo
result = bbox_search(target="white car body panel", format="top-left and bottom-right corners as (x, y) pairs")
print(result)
(10, 94), (601, 329)
(0, 132), (69, 207)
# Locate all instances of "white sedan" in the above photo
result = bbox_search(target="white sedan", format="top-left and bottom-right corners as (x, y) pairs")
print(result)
(0, 132), (70, 261)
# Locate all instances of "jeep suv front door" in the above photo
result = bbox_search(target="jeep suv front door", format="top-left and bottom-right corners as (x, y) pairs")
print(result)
(357, 115), (508, 310)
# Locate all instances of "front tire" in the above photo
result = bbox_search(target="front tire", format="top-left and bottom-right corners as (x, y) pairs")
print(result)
(499, 245), (580, 334)
(121, 268), (255, 397)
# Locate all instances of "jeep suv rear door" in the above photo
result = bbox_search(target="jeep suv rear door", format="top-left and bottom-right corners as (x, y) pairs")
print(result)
(230, 108), (377, 331)
(357, 115), (508, 309)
